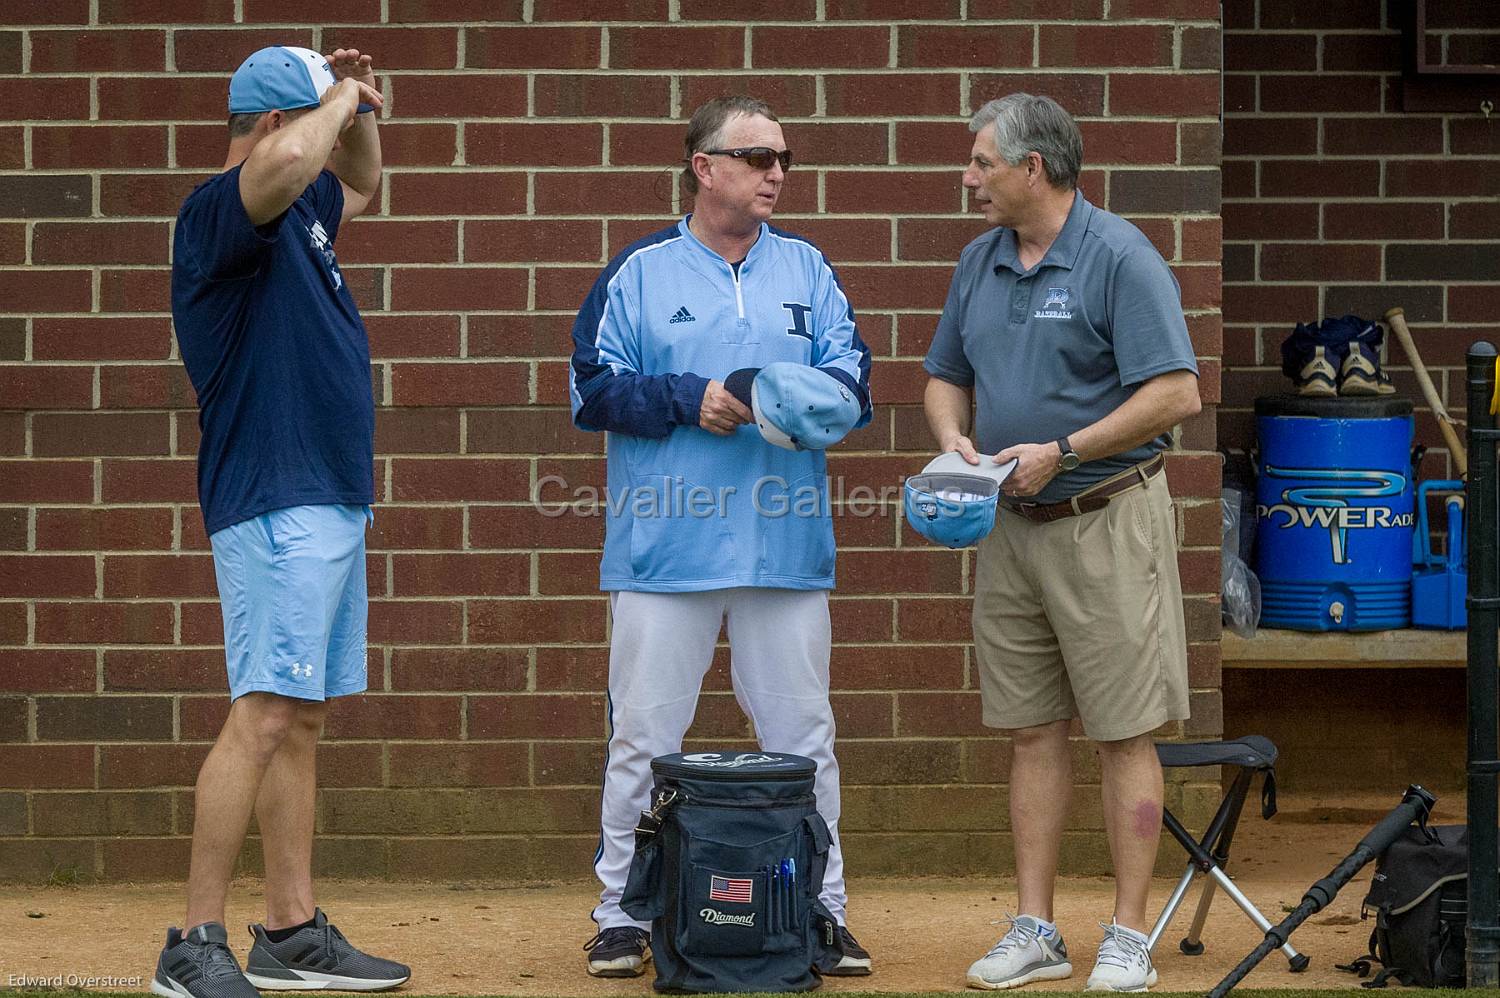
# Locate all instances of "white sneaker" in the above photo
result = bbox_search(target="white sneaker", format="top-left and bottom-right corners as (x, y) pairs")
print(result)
(1085, 922), (1157, 992)
(966, 914), (1072, 990)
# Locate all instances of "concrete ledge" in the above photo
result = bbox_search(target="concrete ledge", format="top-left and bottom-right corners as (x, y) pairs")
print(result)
(1223, 627), (1466, 668)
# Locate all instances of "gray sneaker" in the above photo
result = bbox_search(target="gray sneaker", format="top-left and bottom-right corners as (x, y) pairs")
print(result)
(1084, 921), (1157, 992)
(152, 923), (262, 998)
(244, 909), (410, 991)
(966, 914), (1072, 990)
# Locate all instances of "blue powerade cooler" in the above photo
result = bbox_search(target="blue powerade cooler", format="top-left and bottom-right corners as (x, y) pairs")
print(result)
(1254, 395), (1415, 630)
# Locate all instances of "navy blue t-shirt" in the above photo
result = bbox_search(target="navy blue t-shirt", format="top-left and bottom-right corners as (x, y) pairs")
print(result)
(172, 166), (374, 535)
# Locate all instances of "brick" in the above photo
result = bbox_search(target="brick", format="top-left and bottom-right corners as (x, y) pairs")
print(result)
(388, 362), (528, 406)
(469, 409), (599, 457)
(1260, 74), (1383, 113)
(824, 73), (961, 117)
(0, 268), (92, 312)
(390, 0), (524, 17)
(36, 221), (172, 266)
(1324, 117), (1443, 156)
(248, 0), (379, 16)
(681, 0), (812, 13)
(0, 695), (24, 741)
(1080, 120), (1178, 165)
(0, 508), (23, 550)
(0, 78), (90, 121)
(1261, 159), (1380, 198)
(100, 459), (196, 502)
(772, 217), (892, 263)
(611, 26), (742, 69)
(1181, 217), (1221, 262)
(1389, 160), (1500, 198)
(1221, 117), (1317, 157)
(1261, 243), (1381, 282)
(754, 26), (888, 68)
(374, 409), (459, 457)
(469, 598), (606, 644)
(899, 24), (1033, 68)
(32, 125), (169, 169)
(535, 550), (602, 595)
(468, 503), (604, 551)
(324, 694), (461, 740)
(0, 31), (16, 73)
(827, 0), (958, 13)
(389, 267), (527, 311)
(1449, 286), (1500, 325)
(825, 171), (961, 215)
(534, 267), (601, 311)
(1220, 283), (1319, 324)
(971, 0), (1104, 12)
(376, 122), (457, 167)
(336, 219), (458, 265)
(0, 745), (95, 788)
(34, 413), (170, 458)
(1321, 202), (1443, 241)
(1180, 121), (1221, 167)
(100, 0), (235, 21)
(0, 553), (96, 598)
(1111, 170), (1219, 213)
(1222, 74), (1255, 114)
(35, 508), (173, 552)
(32, 28), (165, 71)
(1327, 285), (1442, 324)
(894, 121), (974, 166)
(0, 0), (89, 22)
(1223, 33), (1315, 71)
(37, 695), (173, 742)
(389, 647), (528, 692)
(973, 72), (1109, 117)
(534, 74), (670, 117)
(388, 742), (529, 787)
(367, 506), (463, 551)
(468, 692), (606, 739)
(368, 599), (464, 645)
(100, 172), (208, 217)
(100, 76), (224, 121)
(34, 790), (173, 836)
(0, 460), (95, 503)
(321, 26), (458, 69)
(35, 601), (174, 646)
(1108, 73), (1220, 116)
(468, 122), (601, 168)
(103, 649), (223, 692)
(391, 552), (528, 596)
(679, 76), (817, 118)
(467, 220), (604, 264)
(388, 172), (527, 215)
(1452, 203), (1500, 240)
(390, 457), (530, 502)
(1389, 244), (1500, 282)
(389, 72), (525, 118)
(1319, 31), (1402, 72)
(172, 28), (315, 71)
(0, 318), (21, 362)
(0, 412), (20, 454)
(1181, 25), (1222, 70)
(534, 170), (673, 216)
(103, 554), (216, 598)
(0, 792), (25, 834)
(1039, 24), (1172, 67)
(0, 365), (93, 410)
(99, 267), (172, 312)
(1260, 0), (1381, 28)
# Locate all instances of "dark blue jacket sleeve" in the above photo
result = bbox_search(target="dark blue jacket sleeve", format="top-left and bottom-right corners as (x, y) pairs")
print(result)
(568, 259), (709, 438)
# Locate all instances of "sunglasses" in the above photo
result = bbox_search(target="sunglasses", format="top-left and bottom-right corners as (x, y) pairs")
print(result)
(704, 146), (794, 171)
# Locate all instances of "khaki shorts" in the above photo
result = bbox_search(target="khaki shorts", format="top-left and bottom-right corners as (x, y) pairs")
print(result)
(972, 467), (1189, 742)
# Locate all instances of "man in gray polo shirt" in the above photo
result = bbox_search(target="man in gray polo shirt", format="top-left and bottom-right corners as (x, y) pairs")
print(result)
(922, 94), (1201, 992)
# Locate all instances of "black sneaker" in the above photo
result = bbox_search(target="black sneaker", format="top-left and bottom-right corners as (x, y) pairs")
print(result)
(584, 926), (650, 978)
(152, 923), (262, 998)
(815, 922), (873, 977)
(244, 908), (409, 991)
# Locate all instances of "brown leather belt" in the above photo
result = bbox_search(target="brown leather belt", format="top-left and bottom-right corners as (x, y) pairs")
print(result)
(1002, 453), (1166, 524)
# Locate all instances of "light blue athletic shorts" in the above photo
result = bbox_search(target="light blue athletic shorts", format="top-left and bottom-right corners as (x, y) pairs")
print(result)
(209, 503), (371, 702)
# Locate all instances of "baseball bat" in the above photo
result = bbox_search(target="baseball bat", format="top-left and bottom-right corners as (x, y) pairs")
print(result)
(1385, 307), (1468, 479)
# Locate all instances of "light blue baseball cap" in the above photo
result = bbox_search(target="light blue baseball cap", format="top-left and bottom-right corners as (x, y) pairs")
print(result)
(903, 452), (1018, 549)
(724, 362), (861, 451)
(229, 46), (374, 115)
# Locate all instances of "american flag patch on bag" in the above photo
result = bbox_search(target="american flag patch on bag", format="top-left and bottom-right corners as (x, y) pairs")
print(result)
(709, 875), (753, 904)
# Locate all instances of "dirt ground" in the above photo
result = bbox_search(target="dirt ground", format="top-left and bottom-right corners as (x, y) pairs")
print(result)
(0, 800), (1461, 995)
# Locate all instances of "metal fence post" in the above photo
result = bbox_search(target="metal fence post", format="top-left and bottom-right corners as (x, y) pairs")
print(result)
(1466, 341), (1499, 988)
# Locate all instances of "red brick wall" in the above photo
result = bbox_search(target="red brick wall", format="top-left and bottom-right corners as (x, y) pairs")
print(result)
(1221, 0), (1498, 466)
(0, 4), (1223, 882)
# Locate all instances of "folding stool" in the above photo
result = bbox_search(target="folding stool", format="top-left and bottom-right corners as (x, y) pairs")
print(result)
(1148, 735), (1310, 972)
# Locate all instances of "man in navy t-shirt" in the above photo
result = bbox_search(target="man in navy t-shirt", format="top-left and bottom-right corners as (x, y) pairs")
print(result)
(155, 46), (408, 998)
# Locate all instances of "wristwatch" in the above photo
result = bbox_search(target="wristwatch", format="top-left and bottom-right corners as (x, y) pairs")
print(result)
(1055, 436), (1081, 472)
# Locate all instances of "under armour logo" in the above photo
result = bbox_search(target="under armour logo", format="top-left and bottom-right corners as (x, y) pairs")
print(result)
(289, 662), (314, 679)
(669, 306), (695, 324)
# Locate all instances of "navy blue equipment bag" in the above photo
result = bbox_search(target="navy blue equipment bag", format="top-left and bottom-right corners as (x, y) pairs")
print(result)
(621, 751), (837, 993)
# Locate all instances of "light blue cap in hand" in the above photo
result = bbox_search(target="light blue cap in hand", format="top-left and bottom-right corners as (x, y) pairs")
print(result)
(725, 362), (861, 451)
(229, 46), (374, 115)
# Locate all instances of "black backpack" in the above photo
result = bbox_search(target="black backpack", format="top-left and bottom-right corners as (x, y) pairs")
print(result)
(620, 751), (839, 993)
(1340, 823), (1467, 988)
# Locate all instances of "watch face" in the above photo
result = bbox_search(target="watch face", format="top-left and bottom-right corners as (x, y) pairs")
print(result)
(1060, 453), (1080, 471)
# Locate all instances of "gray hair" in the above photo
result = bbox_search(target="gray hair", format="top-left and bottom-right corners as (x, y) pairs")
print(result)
(969, 93), (1083, 190)
(681, 95), (778, 196)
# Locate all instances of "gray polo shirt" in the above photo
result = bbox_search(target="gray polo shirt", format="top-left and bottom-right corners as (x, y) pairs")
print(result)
(924, 190), (1198, 504)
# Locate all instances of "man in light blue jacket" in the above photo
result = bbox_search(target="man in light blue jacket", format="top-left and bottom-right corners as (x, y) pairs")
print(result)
(569, 95), (874, 980)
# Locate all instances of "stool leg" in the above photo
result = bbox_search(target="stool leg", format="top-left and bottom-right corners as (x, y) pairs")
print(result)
(1147, 865), (1200, 953)
(1204, 864), (1308, 968)
(1180, 873), (1217, 952)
